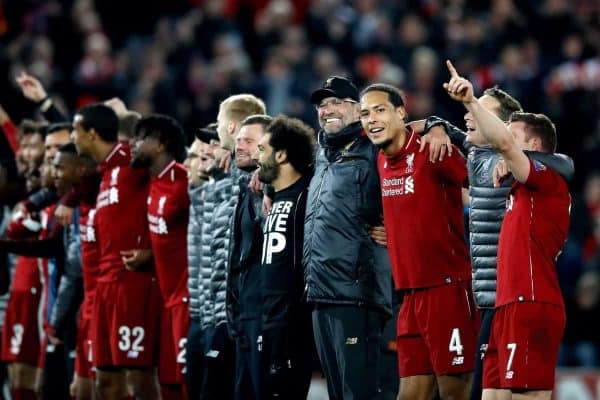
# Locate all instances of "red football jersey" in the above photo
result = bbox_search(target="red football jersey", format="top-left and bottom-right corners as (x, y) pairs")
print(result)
(11, 257), (41, 292)
(147, 160), (190, 307)
(79, 205), (99, 319)
(378, 130), (471, 290)
(496, 159), (570, 308)
(94, 142), (151, 282)
(6, 209), (42, 292)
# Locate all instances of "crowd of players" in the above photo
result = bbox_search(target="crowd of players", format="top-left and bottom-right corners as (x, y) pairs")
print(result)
(0, 57), (573, 400)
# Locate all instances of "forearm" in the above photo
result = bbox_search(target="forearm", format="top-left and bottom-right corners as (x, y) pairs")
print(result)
(464, 100), (512, 151)
(0, 236), (60, 258)
(465, 99), (530, 183)
(49, 275), (83, 337)
(426, 116), (469, 152)
(41, 101), (68, 123)
(1, 120), (19, 153)
(24, 187), (59, 212)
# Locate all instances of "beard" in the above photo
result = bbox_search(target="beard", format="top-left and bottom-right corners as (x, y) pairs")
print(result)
(131, 154), (152, 169)
(258, 159), (279, 184)
(237, 159), (258, 173)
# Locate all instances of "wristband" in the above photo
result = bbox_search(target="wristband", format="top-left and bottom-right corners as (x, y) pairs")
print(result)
(39, 97), (53, 112)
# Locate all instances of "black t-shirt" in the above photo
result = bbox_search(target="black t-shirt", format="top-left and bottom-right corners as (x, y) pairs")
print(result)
(261, 176), (309, 330)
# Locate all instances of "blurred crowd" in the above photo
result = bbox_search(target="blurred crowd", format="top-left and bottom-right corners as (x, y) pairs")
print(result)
(0, 0), (599, 368)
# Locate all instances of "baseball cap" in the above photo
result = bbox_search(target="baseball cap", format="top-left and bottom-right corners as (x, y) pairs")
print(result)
(195, 122), (219, 144)
(310, 76), (359, 105)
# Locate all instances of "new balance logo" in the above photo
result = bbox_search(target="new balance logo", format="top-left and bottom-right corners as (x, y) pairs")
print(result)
(479, 343), (488, 359)
(206, 350), (220, 358)
(127, 351), (140, 359)
(452, 356), (464, 366)
(345, 337), (358, 345)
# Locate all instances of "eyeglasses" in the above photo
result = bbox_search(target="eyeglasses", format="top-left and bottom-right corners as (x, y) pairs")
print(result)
(315, 98), (357, 110)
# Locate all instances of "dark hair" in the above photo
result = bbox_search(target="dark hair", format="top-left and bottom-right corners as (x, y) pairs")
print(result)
(19, 119), (46, 137)
(360, 83), (405, 107)
(47, 122), (73, 135)
(241, 114), (273, 130)
(134, 114), (187, 162)
(76, 103), (119, 142)
(509, 112), (557, 153)
(266, 115), (315, 175)
(483, 86), (523, 121)
(57, 142), (78, 155)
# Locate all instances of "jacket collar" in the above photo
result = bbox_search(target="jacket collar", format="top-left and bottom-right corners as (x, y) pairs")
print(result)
(318, 121), (363, 150)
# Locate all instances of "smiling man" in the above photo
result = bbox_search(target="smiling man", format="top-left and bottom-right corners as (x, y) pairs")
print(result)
(304, 76), (392, 400)
(360, 83), (479, 400)
(443, 60), (571, 400)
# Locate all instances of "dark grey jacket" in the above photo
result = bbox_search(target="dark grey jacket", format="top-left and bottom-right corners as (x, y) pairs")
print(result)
(50, 207), (83, 338)
(187, 184), (204, 320)
(303, 122), (392, 316)
(208, 167), (242, 328)
(426, 116), (575, 308)
(192, 169), (230, 329)
(225, 171), (265, 337)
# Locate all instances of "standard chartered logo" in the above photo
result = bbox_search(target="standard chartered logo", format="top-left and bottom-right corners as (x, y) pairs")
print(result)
(382, 176), (414, 197)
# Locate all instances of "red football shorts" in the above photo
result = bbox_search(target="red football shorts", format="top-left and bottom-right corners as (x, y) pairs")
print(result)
(483, 302), (565, 390)
(158, 301), (190, 384)
(1, 288), (42, 364)
(92, 271), (162, 368)
(396, 279), (480, 377)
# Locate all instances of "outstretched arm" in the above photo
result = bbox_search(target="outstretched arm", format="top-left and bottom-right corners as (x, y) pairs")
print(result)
(443, 60), (531, 183)
(15, 72), (68, 122)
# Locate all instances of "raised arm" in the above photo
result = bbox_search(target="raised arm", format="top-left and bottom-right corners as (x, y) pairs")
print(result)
(15, 72), (68, 122)
(0, 104), (19, 153)
(443, 60), (531, 183)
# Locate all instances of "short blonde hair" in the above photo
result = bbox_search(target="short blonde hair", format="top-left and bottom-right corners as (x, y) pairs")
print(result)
(219, 94), (266, 123)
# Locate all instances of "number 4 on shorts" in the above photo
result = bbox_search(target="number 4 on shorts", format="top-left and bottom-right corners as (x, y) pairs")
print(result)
(449, 328), (464, 356)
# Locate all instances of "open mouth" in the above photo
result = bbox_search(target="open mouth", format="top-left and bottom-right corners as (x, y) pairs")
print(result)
(368, 127), (385, 138)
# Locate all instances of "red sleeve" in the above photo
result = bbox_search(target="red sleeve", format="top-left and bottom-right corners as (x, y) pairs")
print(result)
(525, 159), (563, 192)
(6, 209), (42, 240)
(169, 179), (191, 224)
(433, 144), (468, 187)
(1, 120), (19, 153)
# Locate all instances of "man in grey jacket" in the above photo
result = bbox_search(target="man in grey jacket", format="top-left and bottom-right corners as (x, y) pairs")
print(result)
(304, 76), (392, 400)
(186, 123), (229, 400)
(196, 94), (266, 400)
(422, 85), (574, 400)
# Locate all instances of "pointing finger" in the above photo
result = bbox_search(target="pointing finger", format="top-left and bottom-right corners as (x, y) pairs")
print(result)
(446, 60), (459, 78)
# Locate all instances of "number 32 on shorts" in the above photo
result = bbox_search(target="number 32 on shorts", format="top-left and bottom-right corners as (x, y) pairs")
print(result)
(118, 325), (145, 353)
(449, 328), (465, 366)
